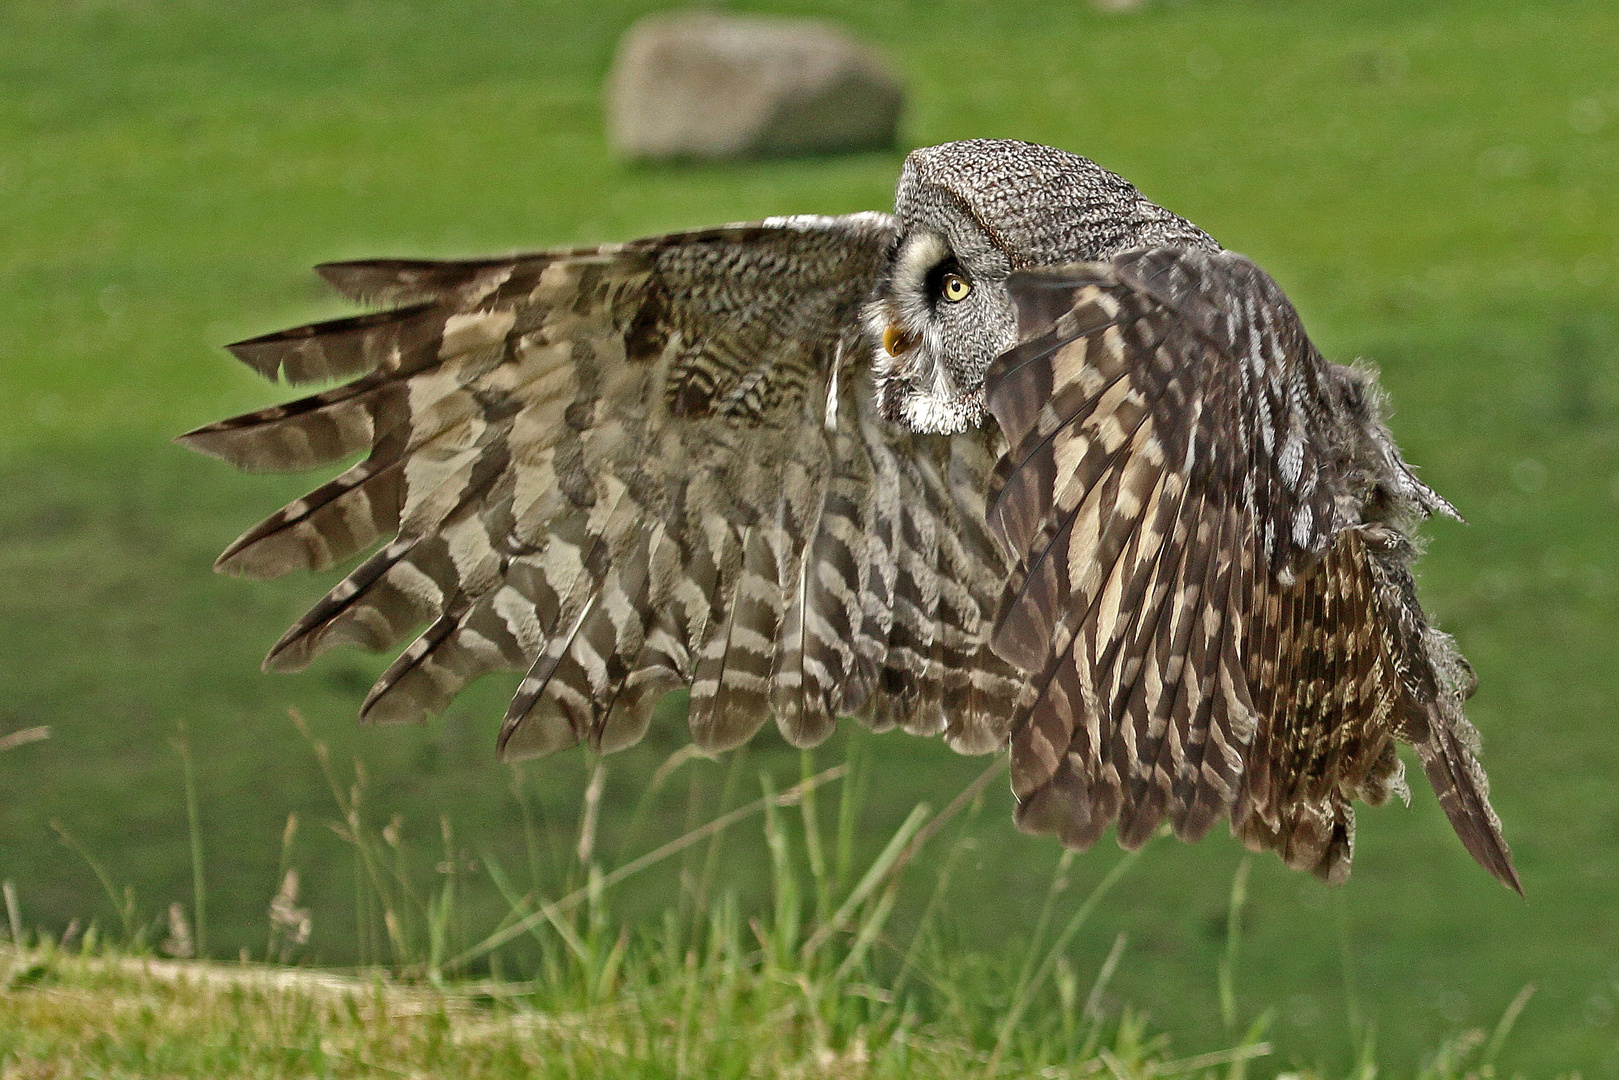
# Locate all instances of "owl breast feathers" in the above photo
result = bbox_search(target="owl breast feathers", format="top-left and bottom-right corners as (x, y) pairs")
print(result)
(182, 139), (1516, 890)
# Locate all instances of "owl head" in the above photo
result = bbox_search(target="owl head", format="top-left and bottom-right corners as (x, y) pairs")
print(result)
(866, 139), (1217, 434)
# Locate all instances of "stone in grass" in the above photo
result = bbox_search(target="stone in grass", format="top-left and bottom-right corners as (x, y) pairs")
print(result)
(605, 11), (904, 160)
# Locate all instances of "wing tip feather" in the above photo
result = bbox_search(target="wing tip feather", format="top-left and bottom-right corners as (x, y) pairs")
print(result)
(1415, 722), (1522, 894)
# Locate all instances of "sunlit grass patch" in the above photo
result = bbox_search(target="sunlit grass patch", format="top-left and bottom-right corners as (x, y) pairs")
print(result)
(0, 943), (1275, 1080)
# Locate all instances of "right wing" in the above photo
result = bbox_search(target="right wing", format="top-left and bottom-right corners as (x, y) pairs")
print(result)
(182, 214), (1023, 760)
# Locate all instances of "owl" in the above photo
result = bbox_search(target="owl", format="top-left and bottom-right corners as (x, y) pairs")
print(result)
(183, 139), (1516, 890)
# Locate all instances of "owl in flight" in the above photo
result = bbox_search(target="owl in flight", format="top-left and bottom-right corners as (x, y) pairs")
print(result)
(183, 139), (1516, 890)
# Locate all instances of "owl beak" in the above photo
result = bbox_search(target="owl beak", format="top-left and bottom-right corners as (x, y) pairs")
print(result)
(882, 323), (917, 358)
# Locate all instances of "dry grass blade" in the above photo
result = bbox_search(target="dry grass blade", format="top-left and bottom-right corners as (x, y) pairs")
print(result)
(1218, 855), (1251, 1030)
(1147, 1042), (1272, 1077)
(0, 726), (49, 753)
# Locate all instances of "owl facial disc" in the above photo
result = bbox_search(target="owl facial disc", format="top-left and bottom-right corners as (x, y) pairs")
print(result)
(867, 226), (1006, 435)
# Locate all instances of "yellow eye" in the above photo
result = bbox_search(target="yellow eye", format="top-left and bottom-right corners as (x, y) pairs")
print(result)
(941, 273), (972, 303)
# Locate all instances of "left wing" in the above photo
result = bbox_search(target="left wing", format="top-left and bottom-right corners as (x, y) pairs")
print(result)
(985, 247), (1516, 889)
(182, 216), (1024, 762)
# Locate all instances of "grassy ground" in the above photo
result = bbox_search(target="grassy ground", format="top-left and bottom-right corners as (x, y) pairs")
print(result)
(1, 772), (1293, 1079)
(1, 0), (1617, 1074)
(1, 938), (1274, 1080)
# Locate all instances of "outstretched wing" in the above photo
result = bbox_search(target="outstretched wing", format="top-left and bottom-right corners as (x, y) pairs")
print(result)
(182, 215), (1023, 761)
(985, 247), (1517, 890)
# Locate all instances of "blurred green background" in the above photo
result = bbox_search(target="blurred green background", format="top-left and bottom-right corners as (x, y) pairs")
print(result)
(1, 0), (1616, 1073)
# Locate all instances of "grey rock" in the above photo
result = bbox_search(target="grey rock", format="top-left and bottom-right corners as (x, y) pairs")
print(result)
(605, 11), (904, 160)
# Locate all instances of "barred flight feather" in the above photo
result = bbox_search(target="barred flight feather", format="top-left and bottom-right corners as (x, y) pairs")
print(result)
(184, 214), (1021, 781)
(989, 248), (1517, 891)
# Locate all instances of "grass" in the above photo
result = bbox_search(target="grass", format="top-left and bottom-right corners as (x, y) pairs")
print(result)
(0, 727), (1541, 1078)
(1, 942), (1260, 1079)
(0, 713), (1553, 1080)
(1, 0), (1617, 1074)
(2, 735), (1284, 1079)
(0, 943), (1529, 1079)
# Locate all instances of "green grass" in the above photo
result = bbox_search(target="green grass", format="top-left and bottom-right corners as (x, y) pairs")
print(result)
(0, 745), (1528, 1079)
(2, 747), (1285, 1079)
(1, 0), (1617, 1074)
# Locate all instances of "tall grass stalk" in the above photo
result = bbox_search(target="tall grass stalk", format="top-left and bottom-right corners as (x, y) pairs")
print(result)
(507, 766), (547, 897)
(290, 708), (429, 972)
(689, 744), (748, 935)
(986, 834), (1158, 1076)
(1332, 886), (1384, 1080)
(1484, 982), (1537, 1067)
(170, 722), (207, 958)
(1010, 847), (1076, 1020)
(887, 800), (982, 1006)
(3, 881), (22, 945)
(799, 750), (832, 931)
(426, 815), (458, 984)
(575, 761), (604, 868)
(1218, 855), (1251, 1030)
(451, 762), (848, 969)
(800, 802), (928, 957)
(612, 744), (704, 868)
(759, 772), (801, 967)
(1080, 930), (1128, 1050)
(49, 820), (136, 944)
(834, 729), (869, 894)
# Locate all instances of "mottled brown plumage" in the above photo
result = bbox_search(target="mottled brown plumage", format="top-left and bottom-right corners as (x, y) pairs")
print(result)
(183, 140), (1515, 890)
(989, 252), (1512, 887)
